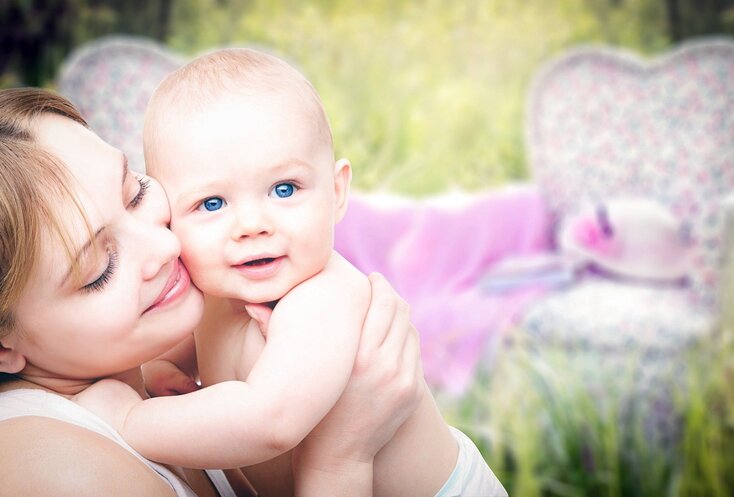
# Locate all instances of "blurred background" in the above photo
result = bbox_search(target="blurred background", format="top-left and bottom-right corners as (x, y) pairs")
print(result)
(3, 0), (734, 194)
(4, 2), (734, 496)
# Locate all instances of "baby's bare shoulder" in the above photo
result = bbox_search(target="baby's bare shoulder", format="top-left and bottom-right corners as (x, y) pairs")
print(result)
(272, 253), (370, 325)
(290, 251), (369, 302)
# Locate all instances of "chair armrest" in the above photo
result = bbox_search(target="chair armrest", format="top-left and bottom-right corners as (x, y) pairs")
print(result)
(719, 194), (734, 321)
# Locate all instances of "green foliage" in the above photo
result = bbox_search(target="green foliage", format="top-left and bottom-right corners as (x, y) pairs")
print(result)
(1, 0), (173, 86)
(162, 0), (674, 194)
(6, 1), (734, 191)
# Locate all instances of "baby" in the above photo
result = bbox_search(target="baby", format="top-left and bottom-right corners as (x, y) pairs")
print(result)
(94, 48), (506, 497)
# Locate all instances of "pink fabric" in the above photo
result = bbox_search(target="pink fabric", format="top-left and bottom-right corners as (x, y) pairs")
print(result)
(335, 186), (553, 394)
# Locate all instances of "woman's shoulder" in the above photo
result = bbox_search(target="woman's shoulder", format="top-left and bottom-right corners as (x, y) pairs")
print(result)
(72, 378), (144, 431)
(0, 415), (176, 497)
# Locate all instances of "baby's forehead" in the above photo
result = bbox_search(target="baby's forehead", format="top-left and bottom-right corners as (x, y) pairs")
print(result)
(159, 72), (330, 136)
(172, 85), (318, 124)
(158, 92), (330, 153)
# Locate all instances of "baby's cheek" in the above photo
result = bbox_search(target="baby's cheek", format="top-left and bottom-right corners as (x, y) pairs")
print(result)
(179, 239), (209, 274)
(174, 227), (210, 276)
(179, 250), (215, 295)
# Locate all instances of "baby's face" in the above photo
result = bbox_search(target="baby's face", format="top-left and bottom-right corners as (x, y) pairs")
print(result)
(148, 91), (348, 304)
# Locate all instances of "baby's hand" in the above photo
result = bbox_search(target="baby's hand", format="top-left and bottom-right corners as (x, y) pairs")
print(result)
(244, 303), (273, 338)
(142, 359), (199, 397)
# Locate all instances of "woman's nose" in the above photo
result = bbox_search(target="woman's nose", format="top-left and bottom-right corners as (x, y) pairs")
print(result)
(140, 223), (181, 281)
(132, 180), (181, 280)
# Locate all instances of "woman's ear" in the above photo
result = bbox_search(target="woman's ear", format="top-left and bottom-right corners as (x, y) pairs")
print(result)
(0, 340), (26, 374)
(333, 158), (352, 223)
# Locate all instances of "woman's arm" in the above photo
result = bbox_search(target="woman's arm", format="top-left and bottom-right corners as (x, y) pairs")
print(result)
(293, 273), (424, 497)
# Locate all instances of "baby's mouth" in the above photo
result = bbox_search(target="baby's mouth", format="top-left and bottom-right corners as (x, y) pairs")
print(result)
(234, 256), (283, 279)
(243, 257), (276, 266)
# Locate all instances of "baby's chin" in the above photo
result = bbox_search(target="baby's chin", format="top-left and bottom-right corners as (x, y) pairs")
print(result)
(198, 272), (311, 306)
(219, 286), (290, 306)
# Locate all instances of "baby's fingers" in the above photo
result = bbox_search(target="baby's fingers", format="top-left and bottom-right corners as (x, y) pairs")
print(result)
(144, 360), (199, 397)
(161, 373), (200, 396)
(245, 303), (273, 338)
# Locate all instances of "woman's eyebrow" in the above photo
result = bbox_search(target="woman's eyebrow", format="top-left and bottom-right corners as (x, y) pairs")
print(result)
(60, 226), (107, 288)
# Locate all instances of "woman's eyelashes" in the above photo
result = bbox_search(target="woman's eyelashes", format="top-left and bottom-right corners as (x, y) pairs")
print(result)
(127, 176), (150, 209)
(82, 250), (119, 293)
(81, 174), (145, 294)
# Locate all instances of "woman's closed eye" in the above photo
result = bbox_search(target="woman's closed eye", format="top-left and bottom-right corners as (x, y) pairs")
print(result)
(269, 182), (298, 199)
(82, 250), (119, 293)
(127, 176), (150, 209)
(198, 196), (227, 212)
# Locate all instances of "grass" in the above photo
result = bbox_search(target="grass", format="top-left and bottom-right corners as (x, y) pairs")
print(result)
(435, 316), (734, 497)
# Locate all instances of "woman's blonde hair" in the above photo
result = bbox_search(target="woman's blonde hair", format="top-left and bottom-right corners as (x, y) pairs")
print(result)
(0, 88), (90, 336)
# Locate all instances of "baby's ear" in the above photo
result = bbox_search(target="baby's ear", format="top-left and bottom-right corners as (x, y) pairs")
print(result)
(0, 340), (26, 374)
(333, 158), (352, 223)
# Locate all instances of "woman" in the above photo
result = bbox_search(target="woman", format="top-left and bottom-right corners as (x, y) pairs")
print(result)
(0, 87), (423, 496)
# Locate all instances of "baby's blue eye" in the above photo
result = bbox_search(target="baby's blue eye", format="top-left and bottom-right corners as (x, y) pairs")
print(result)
(271, 183), (296, 198)
(200, 197), (226, 212)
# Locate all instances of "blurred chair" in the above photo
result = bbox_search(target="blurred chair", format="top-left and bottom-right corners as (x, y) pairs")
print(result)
(517, 37), (734, 432)
(57, 36), (184, 173)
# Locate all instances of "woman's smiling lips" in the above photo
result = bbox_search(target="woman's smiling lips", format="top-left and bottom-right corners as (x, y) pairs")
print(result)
(233, 255), (284, 279)
(144, 259), (191, 313)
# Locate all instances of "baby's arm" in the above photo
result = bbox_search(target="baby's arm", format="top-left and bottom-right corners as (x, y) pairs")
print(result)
(243, 252), (370, 439)
(89, 252), (369, 469)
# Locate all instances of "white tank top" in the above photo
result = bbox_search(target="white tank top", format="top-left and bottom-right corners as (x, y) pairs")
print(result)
(0, 388), (237, 497)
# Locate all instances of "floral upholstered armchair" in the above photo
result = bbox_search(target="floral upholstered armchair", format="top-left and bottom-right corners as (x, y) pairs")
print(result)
(523, 38), (734, 370)
(515, 38), (734, 436)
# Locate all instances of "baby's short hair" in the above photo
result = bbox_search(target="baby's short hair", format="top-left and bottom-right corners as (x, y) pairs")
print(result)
(144, 48), (333, 166)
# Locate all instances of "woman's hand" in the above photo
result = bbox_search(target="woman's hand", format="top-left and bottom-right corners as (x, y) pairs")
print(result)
(293, 273), (423, 496)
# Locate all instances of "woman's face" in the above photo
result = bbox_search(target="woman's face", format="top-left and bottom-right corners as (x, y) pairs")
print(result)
(7, 114), (203, 380)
